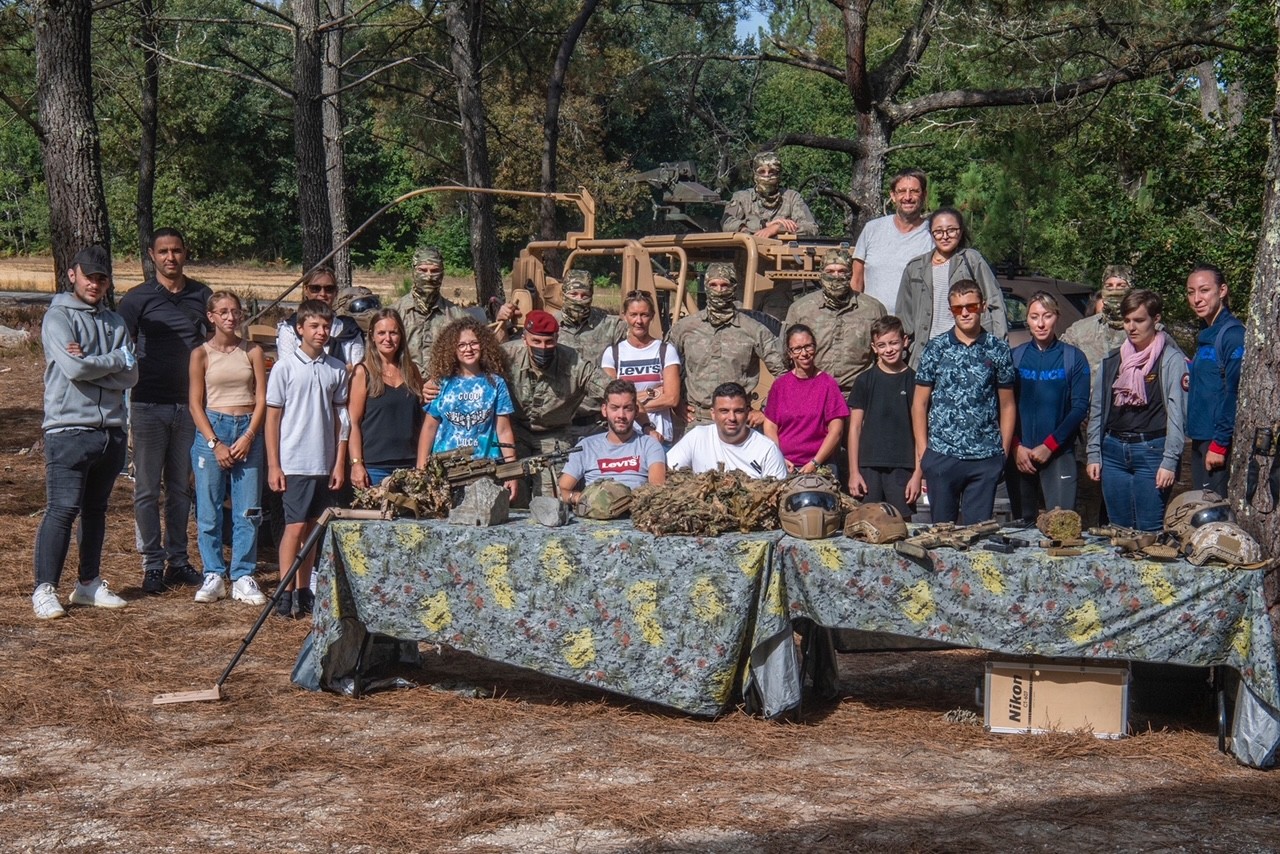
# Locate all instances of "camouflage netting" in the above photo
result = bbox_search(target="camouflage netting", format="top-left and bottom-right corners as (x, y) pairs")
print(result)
(1037, 507), (1082, 542)
(351, 465), (453, 518)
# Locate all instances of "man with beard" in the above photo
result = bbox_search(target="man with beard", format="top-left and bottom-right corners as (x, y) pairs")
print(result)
(783, 247), (886, 396)
(558, 380), (667, 507)
(553, 269), (625, 367)
(667, 382), (788, 479)
(851, 168), (933, 309)
(722, 151), (817, 238)
(669, 263), (787, 427)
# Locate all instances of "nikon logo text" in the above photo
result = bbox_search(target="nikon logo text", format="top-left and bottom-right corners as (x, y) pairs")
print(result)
(1008, 674), (1025, 722)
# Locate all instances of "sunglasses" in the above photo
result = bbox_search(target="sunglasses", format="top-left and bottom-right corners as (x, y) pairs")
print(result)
(306, 285), (338, 294)
(949, 301), (983, 316)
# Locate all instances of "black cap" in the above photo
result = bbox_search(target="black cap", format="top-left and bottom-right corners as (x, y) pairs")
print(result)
(72, 246), (111, 278)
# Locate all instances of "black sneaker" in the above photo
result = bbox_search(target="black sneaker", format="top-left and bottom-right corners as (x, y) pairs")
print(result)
(164, 564), (203, 587)
(275, 590), (294, 619)
(142, 567), (166, 595)
(295, 589), (314, 619)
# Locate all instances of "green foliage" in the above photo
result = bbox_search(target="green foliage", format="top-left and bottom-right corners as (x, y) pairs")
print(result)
(0, 122), (49, 255)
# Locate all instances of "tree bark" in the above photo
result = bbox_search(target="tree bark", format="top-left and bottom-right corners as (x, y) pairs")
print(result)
(322, 0), (350, 288)
(137, 0), (158, 279)
(33, 0), (111, 289)
(539, 0), (600, 243)
(294, 0), (333, 269)
(445, 0), (502, 306)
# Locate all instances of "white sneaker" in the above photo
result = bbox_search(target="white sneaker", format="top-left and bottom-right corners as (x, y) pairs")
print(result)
(231, 575), (267, 606)
(194, 574), (227, 604)
(69, 577), (127, 609)
(32, 583), (66, 620)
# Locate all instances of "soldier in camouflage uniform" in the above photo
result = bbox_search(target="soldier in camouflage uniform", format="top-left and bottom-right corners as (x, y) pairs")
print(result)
(394, 246), (470, 373)
(553, 269), (625, 368)
(670, 262), (788, 427)
(502, 310), (610, 498)
(783, 248), (886, 395)
(722, 151), (818, 239)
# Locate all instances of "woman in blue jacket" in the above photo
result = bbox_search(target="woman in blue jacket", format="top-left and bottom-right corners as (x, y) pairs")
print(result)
(1184, 263), (1244, 496)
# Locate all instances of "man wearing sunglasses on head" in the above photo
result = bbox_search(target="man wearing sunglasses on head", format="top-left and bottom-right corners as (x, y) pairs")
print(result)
(911, 280), (1016, 525)
(276, 265), (365, 368)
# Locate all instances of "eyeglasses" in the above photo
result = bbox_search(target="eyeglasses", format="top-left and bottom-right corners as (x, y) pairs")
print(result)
(949, 302), (983, 316)
(788, 344), (816, 355)
(306, 285), (337, 294)
(456, 341), (481, 352)
(931, 227), (961, 239)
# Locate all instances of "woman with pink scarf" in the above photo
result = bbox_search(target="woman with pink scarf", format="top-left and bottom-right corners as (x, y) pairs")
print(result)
(1085, 290), (1187, 531)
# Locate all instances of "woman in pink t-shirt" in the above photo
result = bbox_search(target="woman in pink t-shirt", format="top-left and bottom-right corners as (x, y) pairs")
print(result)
(763, 324), (849, 473)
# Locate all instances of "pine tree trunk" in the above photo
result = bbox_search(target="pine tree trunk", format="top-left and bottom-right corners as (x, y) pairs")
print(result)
(539, 0), (599, 243)
(137, 0), (158, 280)
(322, 0), (350, 288)
(294, 0), (332, 270)
(34, 0), (111, 289)
(847, 111), (892, 237)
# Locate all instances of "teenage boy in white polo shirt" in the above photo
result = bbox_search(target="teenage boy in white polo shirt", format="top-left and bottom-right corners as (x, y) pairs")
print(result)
(266, 300), (349, 618)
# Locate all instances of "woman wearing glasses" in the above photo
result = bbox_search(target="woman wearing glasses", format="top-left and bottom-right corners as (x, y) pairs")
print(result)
(895, 206), (1007, 369)
(275, 266), (366, 367)
(763, 324), (849, 475)
(348, 309), (423, 489)
(417, 317), (519, 499)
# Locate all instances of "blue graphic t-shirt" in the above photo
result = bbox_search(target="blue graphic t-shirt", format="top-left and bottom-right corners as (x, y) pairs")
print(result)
(425, 373), (515, 459)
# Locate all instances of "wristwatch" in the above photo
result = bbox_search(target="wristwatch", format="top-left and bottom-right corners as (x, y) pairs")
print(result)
(206, 437), (219, 449)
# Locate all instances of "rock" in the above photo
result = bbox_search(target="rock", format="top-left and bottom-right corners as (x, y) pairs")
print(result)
(529, 496), (571, 527)
(447, 478), (510, 527)
(0, 324), (29, 348)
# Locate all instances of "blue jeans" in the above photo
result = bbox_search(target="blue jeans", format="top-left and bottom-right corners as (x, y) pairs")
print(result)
(191, 412), (264, 579)
(34, 427), (127, 589)
(131, 402), (197, 571)
(1100, 433), (1169, 532)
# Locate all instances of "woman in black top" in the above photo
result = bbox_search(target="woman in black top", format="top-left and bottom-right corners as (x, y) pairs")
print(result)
(349, 309), (424, 487)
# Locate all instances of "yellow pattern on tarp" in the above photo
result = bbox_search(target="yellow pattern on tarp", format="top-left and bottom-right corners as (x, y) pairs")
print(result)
(1065, 600), (1103, 645)
(562, 627), (596, 668)
(736, 541), (769, 579)
(764, 566), (787, 617)
(339, 528), (369, 577)
(708, 665), (736, 705)
(479, 544), (515, 609)
(1139, 562), (1176, 606)
(812, 542), (843, 572)
(899, 580), (936, 624)
(541, 540), (575, 584)
(1232, 615), (1252, 661)
(627, 580), (664, 646)
(421, 590), (452, 633)
(690, 577), (725, 623)
(971, 551), (1005, 595)
(395, 524), (426, 551)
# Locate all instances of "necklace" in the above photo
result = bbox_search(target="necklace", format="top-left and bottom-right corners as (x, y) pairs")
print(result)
(208, 340), (239, 354)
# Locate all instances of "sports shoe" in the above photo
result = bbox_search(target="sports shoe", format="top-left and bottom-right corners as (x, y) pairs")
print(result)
(275, 589), (294, 619)
(295, 589), (315, 619)
(231, 576), (267, 606)
(69, 577), (128, 609)
(165, 564), (203, 587)
(32, 583), (66, 620)
(194, 574), (227, 604)
(142, 567), (166, 595)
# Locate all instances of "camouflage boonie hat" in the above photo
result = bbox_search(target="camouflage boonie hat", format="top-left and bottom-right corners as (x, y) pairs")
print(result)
(843, 502), (908, 544)
(752, 151), (782, 172)
(822, 247), (854, 269)
(563, 269), (593, 294)
(413, 246), (443, 267)
(1184, 522), (1263, 567)
(704, 262), (738, 286)
(575, 479), (633, 520)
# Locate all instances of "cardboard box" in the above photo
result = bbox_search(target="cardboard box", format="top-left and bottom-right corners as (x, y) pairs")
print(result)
(984, 657), (1130, 739)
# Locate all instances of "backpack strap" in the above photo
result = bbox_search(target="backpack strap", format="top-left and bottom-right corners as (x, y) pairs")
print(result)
(1211, 316), (1245, 380)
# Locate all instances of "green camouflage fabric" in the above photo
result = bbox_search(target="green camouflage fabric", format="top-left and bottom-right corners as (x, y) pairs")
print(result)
(721, 188), (818, 236)
(553, 307), (626, 368)
(393, 292), (469, 373)
(670, 310), (788, 421)
(1061, 314), (1127, 394)
(783, 289), (887, 394)
(307, 518), (782, 715)
(747, 534), (1280, 766)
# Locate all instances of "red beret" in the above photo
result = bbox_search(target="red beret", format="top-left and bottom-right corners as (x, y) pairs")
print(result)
(524, 310), (559, 336)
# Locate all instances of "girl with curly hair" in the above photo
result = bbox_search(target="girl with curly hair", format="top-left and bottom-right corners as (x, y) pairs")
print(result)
(349, 309), (424, 488)
(417, 317), (519, 497)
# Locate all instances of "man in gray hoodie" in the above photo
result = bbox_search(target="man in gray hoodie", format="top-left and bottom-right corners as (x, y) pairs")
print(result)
(32, 246), (139, 619)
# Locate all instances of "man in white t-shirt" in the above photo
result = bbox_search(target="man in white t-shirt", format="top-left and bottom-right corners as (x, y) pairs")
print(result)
(559, 380), (667, 506)
(667, 382), (788, 479)
(852, 168), (934, 310)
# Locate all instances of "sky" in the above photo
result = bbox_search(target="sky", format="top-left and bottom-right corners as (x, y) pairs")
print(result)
(736, 8), (769, 42)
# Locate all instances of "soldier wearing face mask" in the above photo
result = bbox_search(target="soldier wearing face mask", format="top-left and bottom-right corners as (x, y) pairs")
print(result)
(783, 248), (886, 395)
(502, 310), (610, 497)
(553, 269), (625, 368)
(1062, 265), (1132, 388)
(722, 151), (818, 239)
(669, 263), (787, 427)
(394, 246), (469, 372)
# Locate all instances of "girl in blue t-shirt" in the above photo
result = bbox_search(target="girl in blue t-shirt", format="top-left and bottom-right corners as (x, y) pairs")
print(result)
(417, 318), (518, 498)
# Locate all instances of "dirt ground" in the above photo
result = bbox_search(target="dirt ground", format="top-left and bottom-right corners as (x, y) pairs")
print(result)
(2, 305), (1279, 853)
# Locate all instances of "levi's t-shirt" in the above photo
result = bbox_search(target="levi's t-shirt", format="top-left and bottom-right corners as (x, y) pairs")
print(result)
(601, 338), (681, 440)
(561, 431), (665, 489)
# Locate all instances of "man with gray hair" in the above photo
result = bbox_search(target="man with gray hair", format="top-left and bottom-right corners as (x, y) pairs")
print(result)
(722, 151), (817, 239)
(851, 167), (933, 310)
(553, 269), (625, 367)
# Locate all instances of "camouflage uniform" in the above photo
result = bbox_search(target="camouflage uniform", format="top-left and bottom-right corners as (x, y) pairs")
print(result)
(554, 308), (625, 368)
(1060, 313), (1127, 526)
(669, 310), (788, 423)
(502, 340), (610, 496)
(783, 290), (886, 395)
(721, 188), (817, 236)
(393, 292), (468, 373)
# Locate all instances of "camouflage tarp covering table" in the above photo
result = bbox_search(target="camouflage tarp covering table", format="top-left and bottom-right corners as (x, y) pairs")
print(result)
(306, 517), (782, 716)
(747, 536), (1280, 768)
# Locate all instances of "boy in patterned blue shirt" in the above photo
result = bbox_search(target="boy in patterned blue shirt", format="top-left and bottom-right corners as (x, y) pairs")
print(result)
(911, 280), (1016, 524)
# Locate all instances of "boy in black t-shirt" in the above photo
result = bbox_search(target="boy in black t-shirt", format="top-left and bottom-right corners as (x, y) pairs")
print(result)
(847, 316), (920, 518)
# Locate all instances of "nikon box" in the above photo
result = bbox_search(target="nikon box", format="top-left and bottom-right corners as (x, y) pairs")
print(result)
(983, 657), (1130, 739)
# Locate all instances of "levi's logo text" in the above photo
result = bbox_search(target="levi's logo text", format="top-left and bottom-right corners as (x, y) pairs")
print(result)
(598, 455), (641, 474)
(616, 357), (662, 384)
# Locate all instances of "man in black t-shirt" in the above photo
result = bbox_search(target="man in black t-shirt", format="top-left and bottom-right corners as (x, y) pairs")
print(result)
(846, 316), (920, 518)
(117, 228), (212, 593)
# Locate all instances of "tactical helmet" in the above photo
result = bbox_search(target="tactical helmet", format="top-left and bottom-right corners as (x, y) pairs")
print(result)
(843, 502), (908, 544)
(1184, 522), (1263, 567)
(574, 479), (632, 520)
(1164, 490), (1231, 541)
(778, 473), (844, 539)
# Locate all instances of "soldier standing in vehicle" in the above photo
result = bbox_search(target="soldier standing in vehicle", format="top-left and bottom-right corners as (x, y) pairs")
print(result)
(553, 269), (625, 368)
(722, 151), (818, 238)
(670, 263), (787, 427)
(783, 247), (886, 396)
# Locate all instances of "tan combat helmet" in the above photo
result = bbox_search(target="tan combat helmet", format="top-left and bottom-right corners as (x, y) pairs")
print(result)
(778, 473), (844, 539)
(843, 502), (908, 544)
